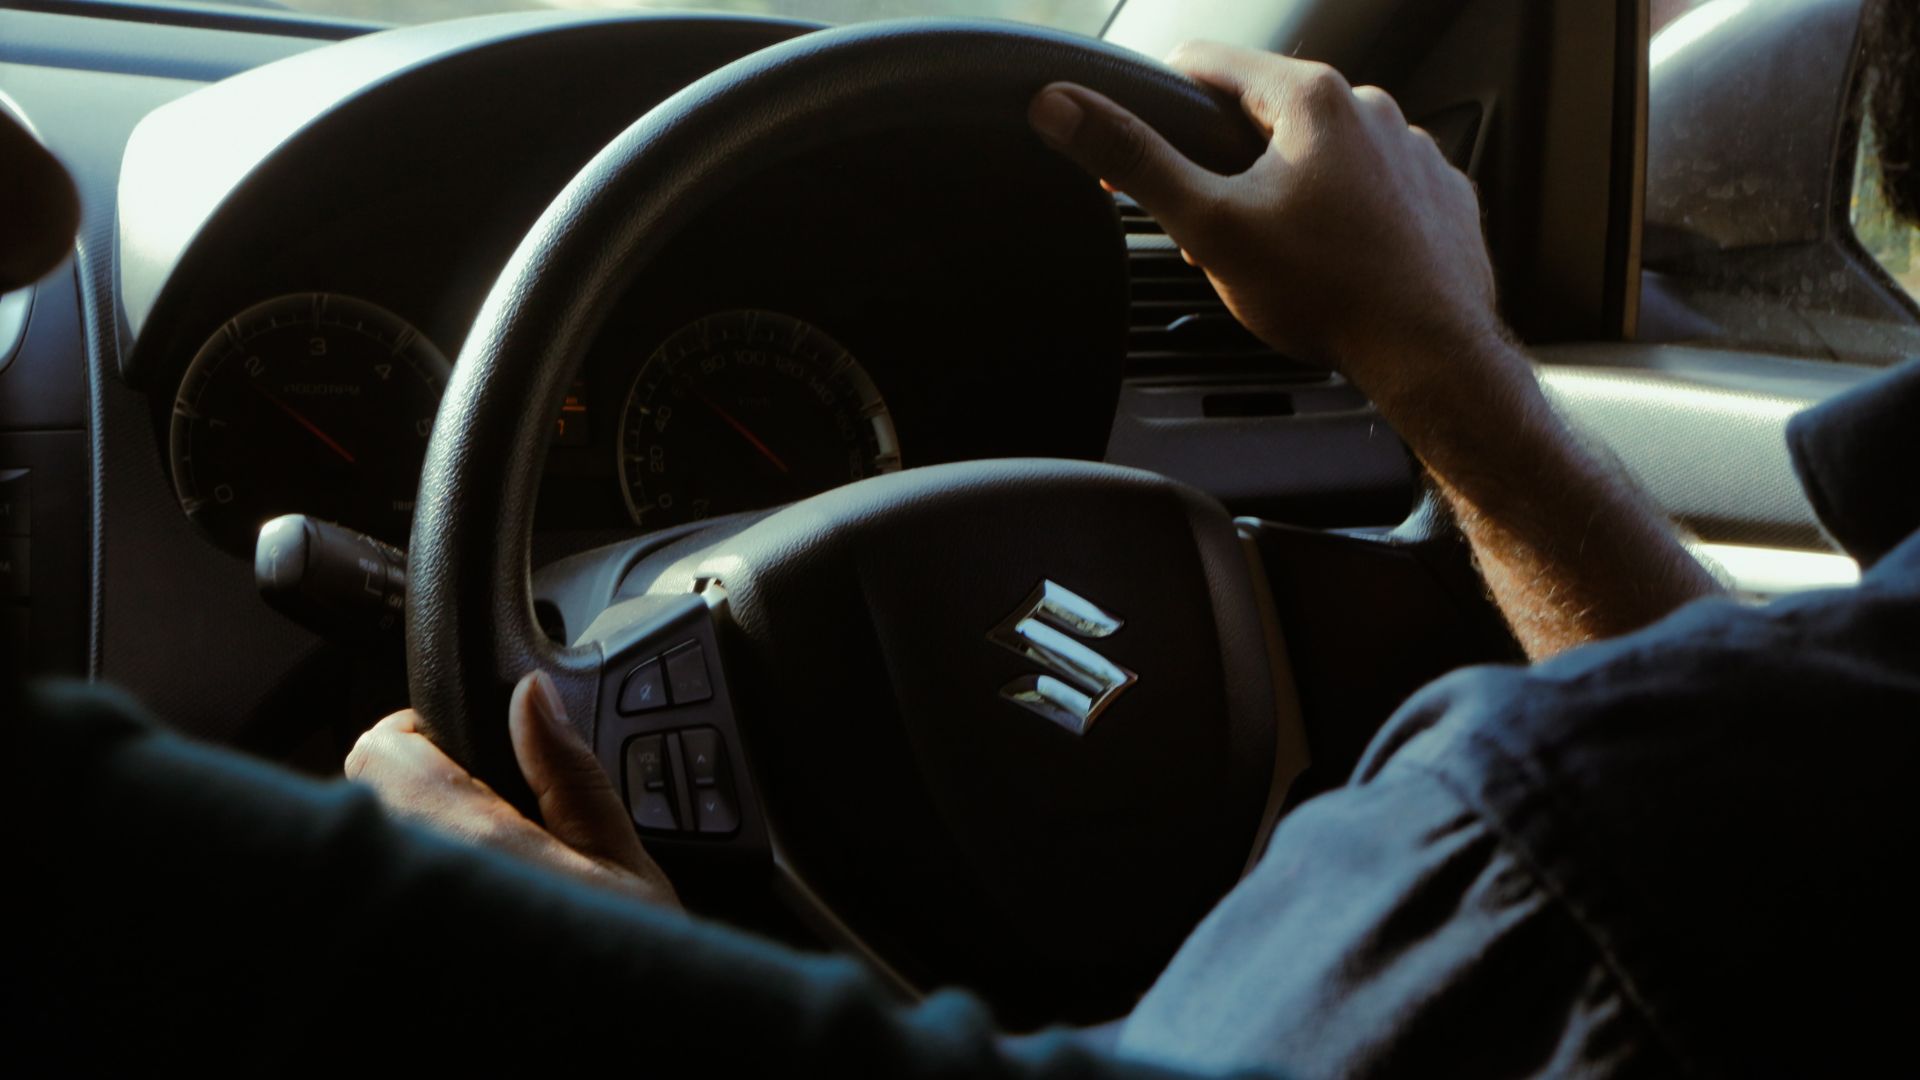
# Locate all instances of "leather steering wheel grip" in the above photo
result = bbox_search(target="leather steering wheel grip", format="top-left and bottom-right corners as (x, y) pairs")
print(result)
(405, 19), (1269, 794)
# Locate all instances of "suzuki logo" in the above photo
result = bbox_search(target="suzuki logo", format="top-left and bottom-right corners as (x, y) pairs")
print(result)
(988, 580), (1137, 736)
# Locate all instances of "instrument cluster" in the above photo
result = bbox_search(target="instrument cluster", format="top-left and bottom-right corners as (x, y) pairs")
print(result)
(168, 296), (903, 555)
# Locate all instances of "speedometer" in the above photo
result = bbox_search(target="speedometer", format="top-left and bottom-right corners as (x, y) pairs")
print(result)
(616, 310), (901, 529)
(169, 293), (449, 555)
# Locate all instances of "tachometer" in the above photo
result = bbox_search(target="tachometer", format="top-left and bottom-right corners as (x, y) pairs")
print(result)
(617, 310), (901, 529)
(169, 292), (450, 555)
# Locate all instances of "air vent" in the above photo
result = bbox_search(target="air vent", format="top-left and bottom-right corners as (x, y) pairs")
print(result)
(1118, 193), (1329, 379)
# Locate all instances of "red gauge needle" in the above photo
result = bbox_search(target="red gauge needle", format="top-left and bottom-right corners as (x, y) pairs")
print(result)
(250, 383), (358, 465)
(692, 389), (790, 475)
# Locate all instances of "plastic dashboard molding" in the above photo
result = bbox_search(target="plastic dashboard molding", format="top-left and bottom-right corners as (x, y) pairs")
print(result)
(115, 11), (821, 385)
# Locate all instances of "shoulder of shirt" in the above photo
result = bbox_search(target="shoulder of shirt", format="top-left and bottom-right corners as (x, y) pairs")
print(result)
(1337, 542), (1920, 1070)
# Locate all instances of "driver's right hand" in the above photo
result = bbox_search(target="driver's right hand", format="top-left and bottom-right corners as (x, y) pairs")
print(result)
(1027, 42), (1518, 427)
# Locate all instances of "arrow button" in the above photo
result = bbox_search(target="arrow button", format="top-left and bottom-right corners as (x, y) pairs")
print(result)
(682, 727), (722, 787)
(693, 785), (739, 834)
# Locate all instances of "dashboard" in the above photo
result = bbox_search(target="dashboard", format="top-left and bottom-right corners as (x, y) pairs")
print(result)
(121, 13), (1139, 562)
(1, 5), (1416, 745)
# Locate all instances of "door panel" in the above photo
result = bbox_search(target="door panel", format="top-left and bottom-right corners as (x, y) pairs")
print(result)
(1537, 342), (1873, 592)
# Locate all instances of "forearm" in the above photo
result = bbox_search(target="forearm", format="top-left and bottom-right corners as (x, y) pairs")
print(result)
(1026, 54), (1720, 659)
(12, 681), (1204, 1078)
(1367, 334), (1723, 659)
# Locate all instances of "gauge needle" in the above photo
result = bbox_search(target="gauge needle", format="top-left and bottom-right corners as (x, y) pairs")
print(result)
(250, 383), (358, 465)
(692, 389), (790, 475)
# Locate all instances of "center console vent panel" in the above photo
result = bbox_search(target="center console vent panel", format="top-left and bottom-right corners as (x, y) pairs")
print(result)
(1119, 193), (1330, 380)
(1108, 195), (1414, 528)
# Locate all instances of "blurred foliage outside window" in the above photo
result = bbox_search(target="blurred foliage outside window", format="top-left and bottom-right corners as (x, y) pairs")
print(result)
(1852, 105), (1920, 301)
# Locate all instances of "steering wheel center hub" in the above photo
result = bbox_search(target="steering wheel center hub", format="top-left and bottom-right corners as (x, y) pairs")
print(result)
(621, 459), (1284, 1020)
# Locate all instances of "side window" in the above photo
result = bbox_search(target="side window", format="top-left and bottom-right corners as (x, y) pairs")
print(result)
(1850, 78), (1918, 301)
(1639, 0), (1920, 365)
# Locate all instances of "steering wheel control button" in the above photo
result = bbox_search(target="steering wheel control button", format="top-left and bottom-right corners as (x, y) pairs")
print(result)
(618, 658), (668, 714)
(664, 642), (713, 704)
(694, 786), (740, 835)
(624, 735), (678, 832)
(631, 789), (678, 832)
(630, 734), (670, 791)
(675, 727), (738, 834)
(682, 727), (721, 786)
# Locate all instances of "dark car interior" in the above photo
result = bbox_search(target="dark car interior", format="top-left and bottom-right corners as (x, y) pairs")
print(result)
(2, 0), (1909, 1030)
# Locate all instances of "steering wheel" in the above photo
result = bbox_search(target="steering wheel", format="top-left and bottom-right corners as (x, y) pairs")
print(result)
(408, 20), (1297, 1025)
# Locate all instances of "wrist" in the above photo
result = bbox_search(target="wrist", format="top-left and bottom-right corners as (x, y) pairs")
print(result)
(1345, 327), (1547, 446)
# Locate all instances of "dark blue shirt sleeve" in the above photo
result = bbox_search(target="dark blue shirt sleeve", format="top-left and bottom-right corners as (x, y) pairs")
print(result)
(1128, 530), (1920, 1078)
(1118, 666), (1668, 1078)
(4, 679), (1275, 1077)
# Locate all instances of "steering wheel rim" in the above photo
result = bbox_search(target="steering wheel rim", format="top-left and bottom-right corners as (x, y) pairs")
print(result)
(408, 18), (1265, 789)
(407, 19), (1279, 1019)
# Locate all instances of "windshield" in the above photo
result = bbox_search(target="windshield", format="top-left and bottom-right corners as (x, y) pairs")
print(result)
(249, 0), (1122, 33)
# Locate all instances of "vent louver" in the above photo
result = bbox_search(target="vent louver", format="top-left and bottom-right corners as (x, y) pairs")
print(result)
(1119, 193), (1329, 379)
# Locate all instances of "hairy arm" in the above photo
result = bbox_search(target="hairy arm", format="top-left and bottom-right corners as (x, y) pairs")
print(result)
(1028, 43), (1720, 658)
(1375, 333), (1722, 656)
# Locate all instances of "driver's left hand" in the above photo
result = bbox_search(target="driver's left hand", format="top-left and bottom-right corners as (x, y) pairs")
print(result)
(347, 671), (680, 909)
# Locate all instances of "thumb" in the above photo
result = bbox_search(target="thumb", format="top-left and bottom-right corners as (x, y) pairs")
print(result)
(1028, 83), (1221, 238)
(508, 670), (650, 873)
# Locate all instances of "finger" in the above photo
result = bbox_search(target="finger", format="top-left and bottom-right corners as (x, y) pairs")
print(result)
(1028, 83), (1224, 237)
(1168, 44), (1354, 137)
(347, 698), (675, 904)
(345, 710), (432, 783)
(1163, 40), (1285, 100)
(349, 712), (477, 795)
(1163, 40), (1302, 135)
(508, 670), (652, 874)
(347, 711), (507, 822)
(1351, 85), (1407, 127)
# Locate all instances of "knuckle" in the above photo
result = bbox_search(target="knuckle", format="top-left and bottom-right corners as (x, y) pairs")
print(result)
(1298, 62), (1352, 108)
(1245, 84), (1288, 126)
(1354, 85), (1406, 124)
(370, 710), (414, 738)
(541, 756), (611, 805)
(1098, 113), (1154, 184)
(344, 728), (383, 780)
